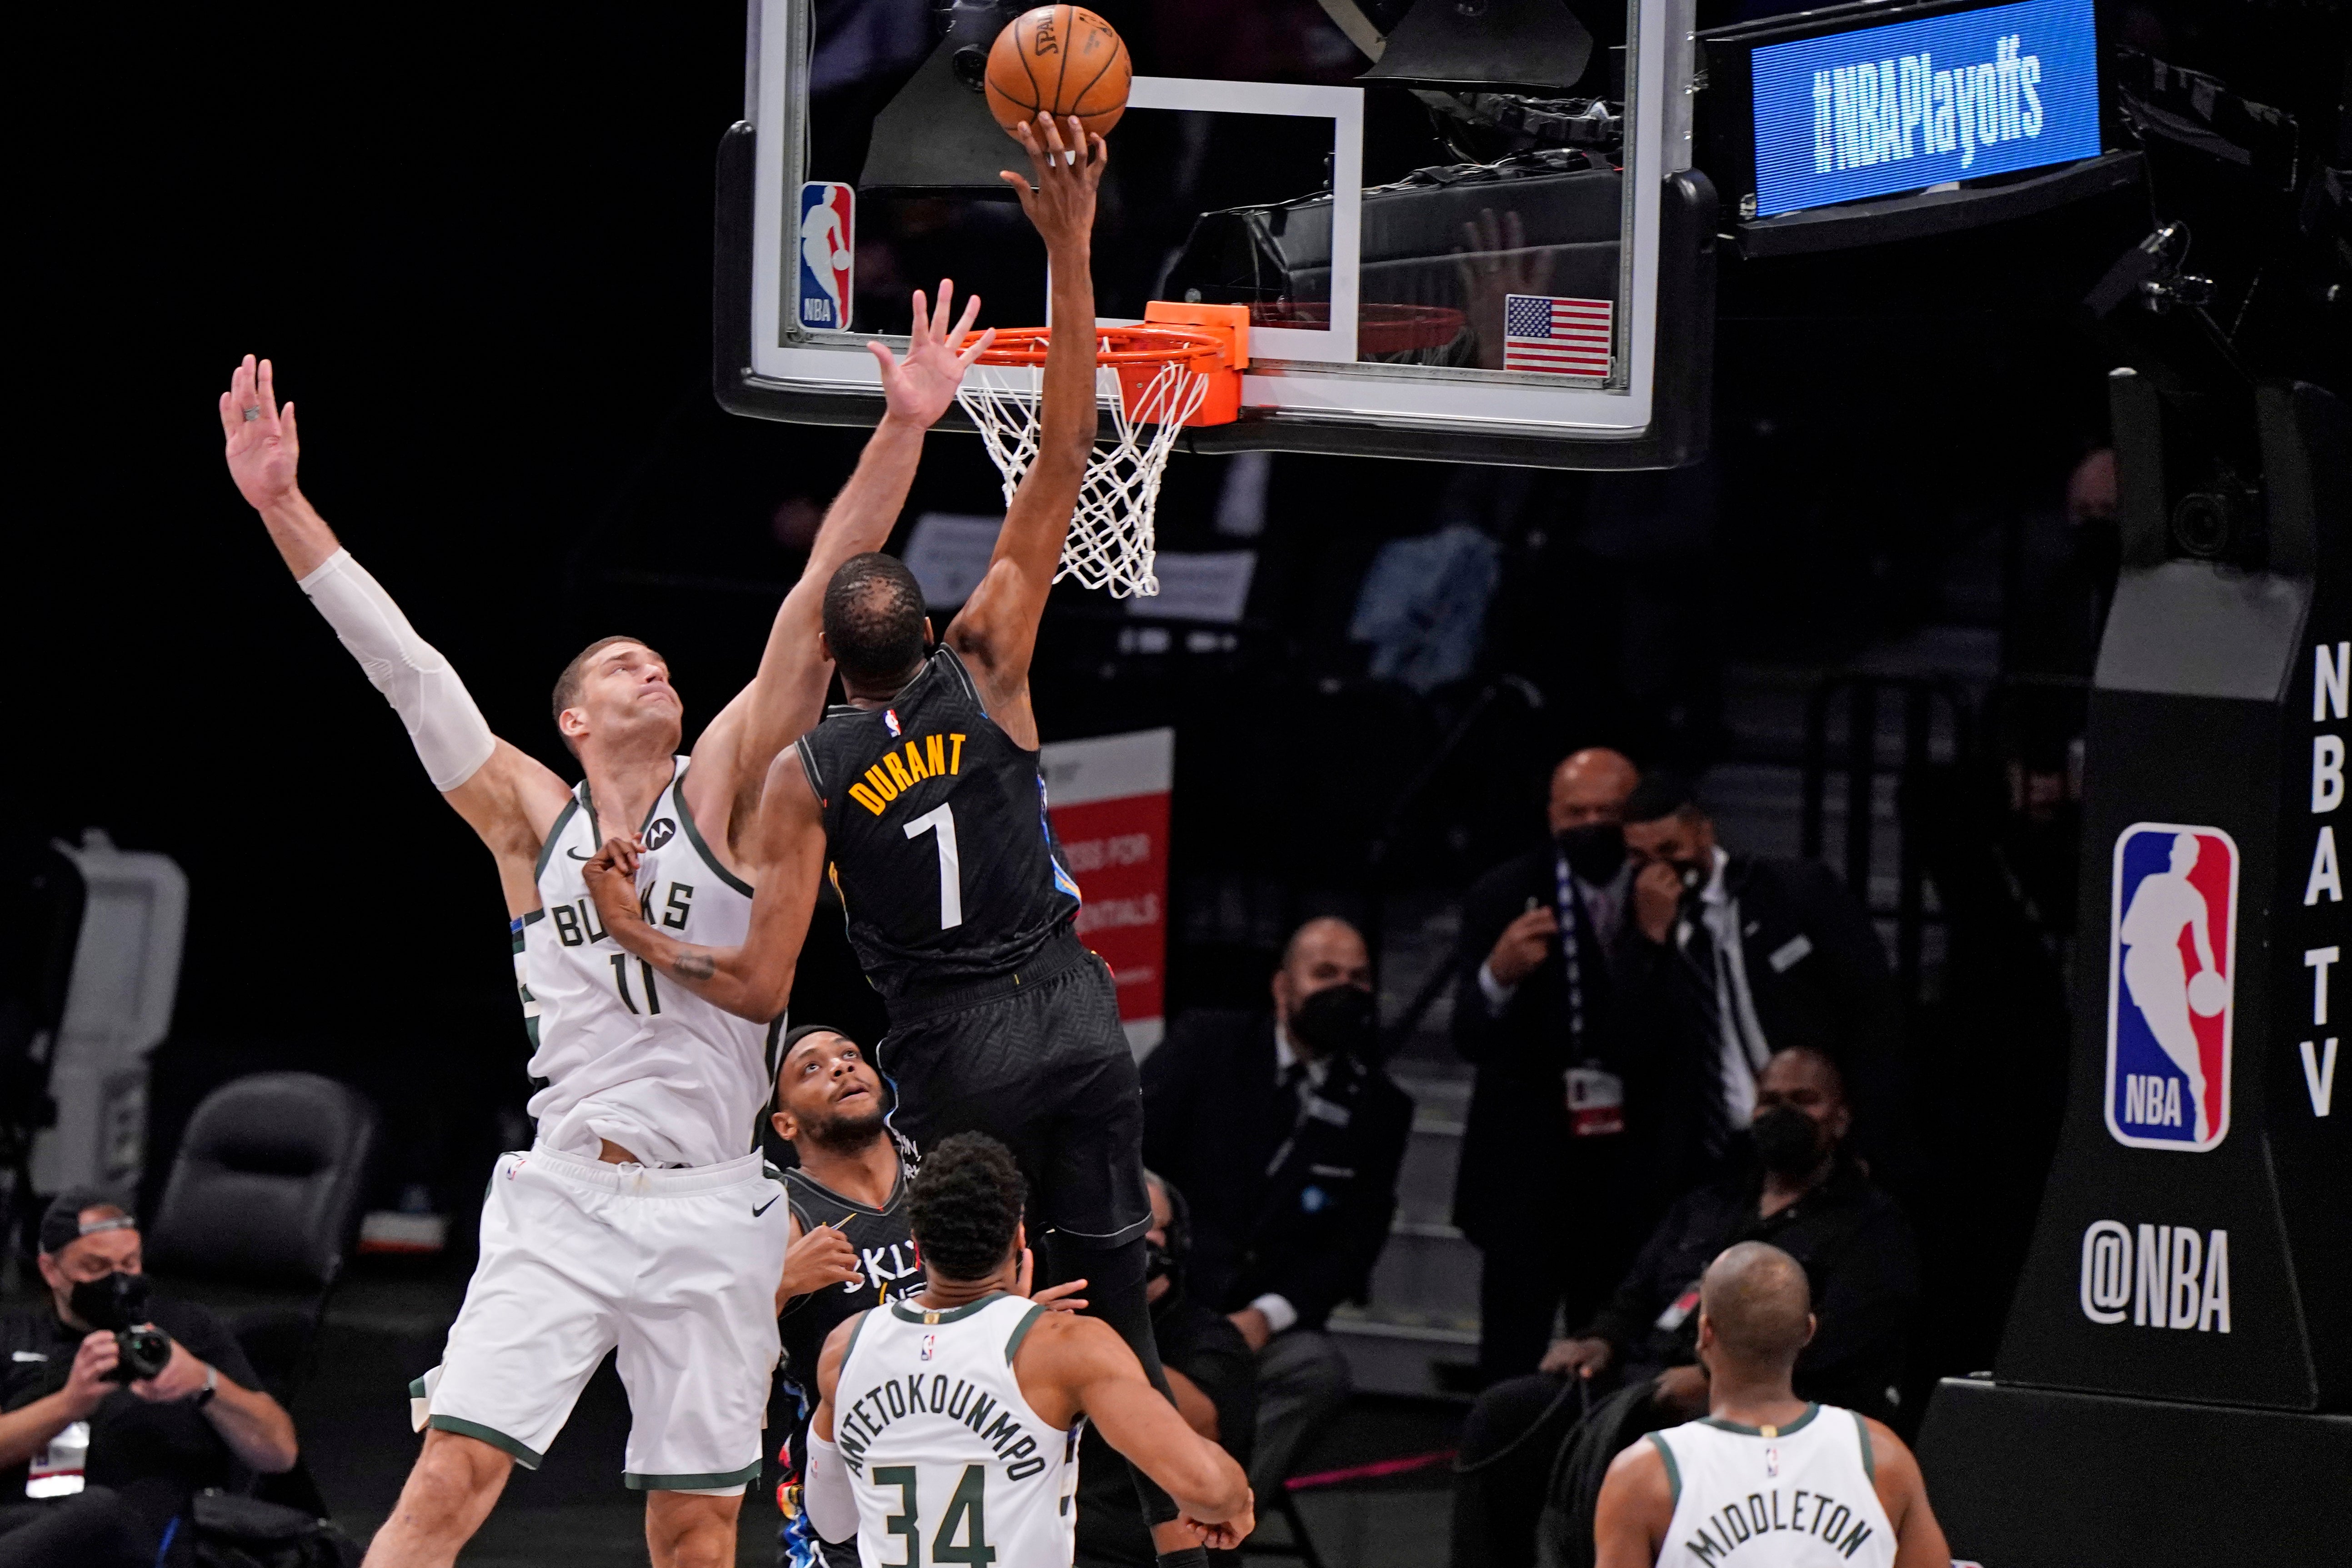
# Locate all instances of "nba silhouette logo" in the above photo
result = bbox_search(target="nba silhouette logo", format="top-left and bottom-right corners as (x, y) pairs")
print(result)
(797, 183), (854, 331)
(919, 1333), (936, 1362)
(2106, 822), (2237, 1150)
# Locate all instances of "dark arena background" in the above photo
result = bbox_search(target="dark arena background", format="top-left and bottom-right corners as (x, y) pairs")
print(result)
(7, 2), (2347, 1565)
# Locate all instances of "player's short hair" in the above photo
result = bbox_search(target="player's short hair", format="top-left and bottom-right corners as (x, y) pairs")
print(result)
(551, 635), (665, 746)
(1700, 1241), (1814, 1366)
(1622, 769), (1701, 827)
(823, 554), (928, 687)
(906, 1132), (1026, 1282)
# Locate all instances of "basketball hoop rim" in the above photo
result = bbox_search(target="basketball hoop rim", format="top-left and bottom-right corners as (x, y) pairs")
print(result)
(961, 323), (1228, 371)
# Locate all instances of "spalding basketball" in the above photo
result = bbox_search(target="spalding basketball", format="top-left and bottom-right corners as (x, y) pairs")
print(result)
(984, 6), (1131, 140)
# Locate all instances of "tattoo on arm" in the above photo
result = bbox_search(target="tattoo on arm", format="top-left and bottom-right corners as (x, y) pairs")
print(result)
(672, 951), (716, 980)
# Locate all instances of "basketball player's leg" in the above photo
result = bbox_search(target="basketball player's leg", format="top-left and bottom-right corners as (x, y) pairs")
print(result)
(372, 1155), (624, 1565)
(644, 1491), (743, 1568)
(609, 1157), (790, 1568)
(361, 1429), (513, 1568)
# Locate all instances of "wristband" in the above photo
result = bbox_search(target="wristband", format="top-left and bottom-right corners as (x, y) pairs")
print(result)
(192, 1363), (218, 1408)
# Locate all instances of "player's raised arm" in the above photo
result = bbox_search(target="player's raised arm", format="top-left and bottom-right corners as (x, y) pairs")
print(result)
(1026, 1313), (1254, 1545)
(944, 114), (1106, 750)
(220, 355), (571, 913)
(581, 747), (826, 1022)
(688, 291), (998, 845)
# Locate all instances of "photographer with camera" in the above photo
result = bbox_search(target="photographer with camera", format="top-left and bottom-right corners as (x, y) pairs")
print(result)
(0, 1191), (298, 1568)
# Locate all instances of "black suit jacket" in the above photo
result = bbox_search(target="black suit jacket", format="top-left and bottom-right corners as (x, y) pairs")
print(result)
(1626, 852), (1912, 1196)
(1141, 1009), (1414, 1331)
(1451, 845), (1654, 1247)
(1580, 1154), (1921, 1423)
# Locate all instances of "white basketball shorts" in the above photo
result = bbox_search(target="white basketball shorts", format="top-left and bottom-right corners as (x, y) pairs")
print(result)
(407, 1145), (788, 1491)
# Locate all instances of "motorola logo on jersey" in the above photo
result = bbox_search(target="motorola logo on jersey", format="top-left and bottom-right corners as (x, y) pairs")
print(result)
(642, 817), (677, 850)
(2105, 823), (2237, 1150)
(797, 182), (854, 331)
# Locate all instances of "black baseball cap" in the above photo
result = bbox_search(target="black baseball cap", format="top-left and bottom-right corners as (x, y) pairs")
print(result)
(38, 1189), (136, 1255)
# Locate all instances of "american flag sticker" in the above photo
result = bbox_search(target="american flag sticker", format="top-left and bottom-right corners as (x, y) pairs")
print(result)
(1503, 294), (1613, 378)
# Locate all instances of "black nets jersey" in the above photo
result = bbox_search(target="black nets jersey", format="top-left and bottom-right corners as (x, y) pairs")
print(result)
(795, 645), (1081, 1004)
(770, 1160), (921, 1568)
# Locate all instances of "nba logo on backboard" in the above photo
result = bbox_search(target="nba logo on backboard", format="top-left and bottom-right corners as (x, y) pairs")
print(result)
(797, 182), (854, 331)
(2106, 822), (2237, 1151)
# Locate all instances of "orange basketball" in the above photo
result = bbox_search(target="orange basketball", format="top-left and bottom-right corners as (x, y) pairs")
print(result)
(983, 6), (1131, 141)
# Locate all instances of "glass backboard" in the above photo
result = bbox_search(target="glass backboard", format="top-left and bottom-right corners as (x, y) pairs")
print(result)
(718, 0), (1713, 468)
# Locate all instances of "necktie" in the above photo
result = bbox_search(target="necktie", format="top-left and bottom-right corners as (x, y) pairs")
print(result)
(1676, 912), (1736, 1160)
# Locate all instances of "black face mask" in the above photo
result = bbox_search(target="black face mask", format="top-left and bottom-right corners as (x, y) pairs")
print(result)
(1288, 983), (1376, 1060)
(68, 1270), (150, 1332)
(1751, 1106), (1828, 1176)
(1556, 822), (1626, 883)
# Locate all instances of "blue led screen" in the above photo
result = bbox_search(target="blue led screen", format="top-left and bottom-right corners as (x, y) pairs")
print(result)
(1750, 0), (2101, 218)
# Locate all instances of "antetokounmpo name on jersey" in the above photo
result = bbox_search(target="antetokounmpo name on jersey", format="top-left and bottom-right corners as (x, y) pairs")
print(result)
(846, 734), (968, 817)
(1685, 1486), (1877, 1561)
(835, 1370), (1049, 1481)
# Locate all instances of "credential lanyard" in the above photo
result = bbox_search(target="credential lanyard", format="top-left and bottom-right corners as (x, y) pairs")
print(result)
(1554, 852), (1588, 1054)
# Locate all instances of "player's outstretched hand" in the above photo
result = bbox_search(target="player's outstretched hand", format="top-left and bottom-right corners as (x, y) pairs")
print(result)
(779, 1222), (865, 1300)
(581, 834), (644, 925)
(1014, 1247), (1088, 1312)
(870, 280), (995, 428)
(1001, 113), (1104, 254)
(220, 354), (301, 512)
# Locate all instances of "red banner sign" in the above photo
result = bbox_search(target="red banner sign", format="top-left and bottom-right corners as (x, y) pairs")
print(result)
(1040, 728), (1174, 1055)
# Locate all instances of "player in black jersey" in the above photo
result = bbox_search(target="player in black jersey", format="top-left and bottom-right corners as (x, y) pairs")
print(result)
(584, 115), (1231, 1563)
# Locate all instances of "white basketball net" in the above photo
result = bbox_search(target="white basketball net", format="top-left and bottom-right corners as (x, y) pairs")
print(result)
(957, 355), (1211, 599)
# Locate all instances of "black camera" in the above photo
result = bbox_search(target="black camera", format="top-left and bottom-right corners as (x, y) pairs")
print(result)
(108, 1325), (173, 1383)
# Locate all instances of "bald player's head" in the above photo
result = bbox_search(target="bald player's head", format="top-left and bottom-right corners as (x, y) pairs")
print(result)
(1548, 748), (1639, 835)
(1696, 1242), (1816, 1378)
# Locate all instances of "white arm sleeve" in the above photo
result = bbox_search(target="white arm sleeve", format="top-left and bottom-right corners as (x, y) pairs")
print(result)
(802, 1432), (860, 1543)
(298, 548), (496, 791)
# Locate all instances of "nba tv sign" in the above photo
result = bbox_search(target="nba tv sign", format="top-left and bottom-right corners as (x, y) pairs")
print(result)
(2104, 823), (2236, 1150)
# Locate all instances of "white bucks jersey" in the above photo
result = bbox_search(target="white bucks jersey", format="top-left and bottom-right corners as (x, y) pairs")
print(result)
(1651, 1405), (1895, 1567)
(834, 1294), (1079, 1568)
(515, 757), (776, 1167)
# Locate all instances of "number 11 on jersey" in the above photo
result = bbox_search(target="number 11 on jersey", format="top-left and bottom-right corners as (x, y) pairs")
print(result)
(905, 803), (963, 930)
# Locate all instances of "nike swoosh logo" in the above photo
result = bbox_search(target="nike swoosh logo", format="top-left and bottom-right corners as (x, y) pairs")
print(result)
(567, 848), (594, 861)
(752, 1196), (781, 1218)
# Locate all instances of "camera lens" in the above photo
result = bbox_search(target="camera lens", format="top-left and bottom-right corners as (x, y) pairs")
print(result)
(2171, 492), (2233, 558)
(111, 1327), (173, 1383)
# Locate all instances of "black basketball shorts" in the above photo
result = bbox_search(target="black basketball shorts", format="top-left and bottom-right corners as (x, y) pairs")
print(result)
(877, 932), (1151, 1251)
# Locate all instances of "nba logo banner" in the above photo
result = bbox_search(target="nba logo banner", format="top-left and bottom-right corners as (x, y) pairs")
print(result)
(797, 182), (854, 331)
(2106, 822), (2237, 1151)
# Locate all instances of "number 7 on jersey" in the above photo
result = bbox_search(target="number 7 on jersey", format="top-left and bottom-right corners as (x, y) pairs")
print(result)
(905, 803), (963, 930)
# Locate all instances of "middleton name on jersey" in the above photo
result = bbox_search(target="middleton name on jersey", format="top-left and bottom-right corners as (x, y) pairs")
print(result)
(1675, 1473), (1883, 1562)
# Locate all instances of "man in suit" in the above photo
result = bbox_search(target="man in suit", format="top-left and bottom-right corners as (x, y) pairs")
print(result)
(1618, 771), (1912, 1197)
(1452, 748), (1651, 1385)
(1141, 918), (1414, 1502)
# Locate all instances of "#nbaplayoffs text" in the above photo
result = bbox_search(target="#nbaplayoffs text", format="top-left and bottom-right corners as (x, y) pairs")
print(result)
(1811, 34), (2044, 175)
